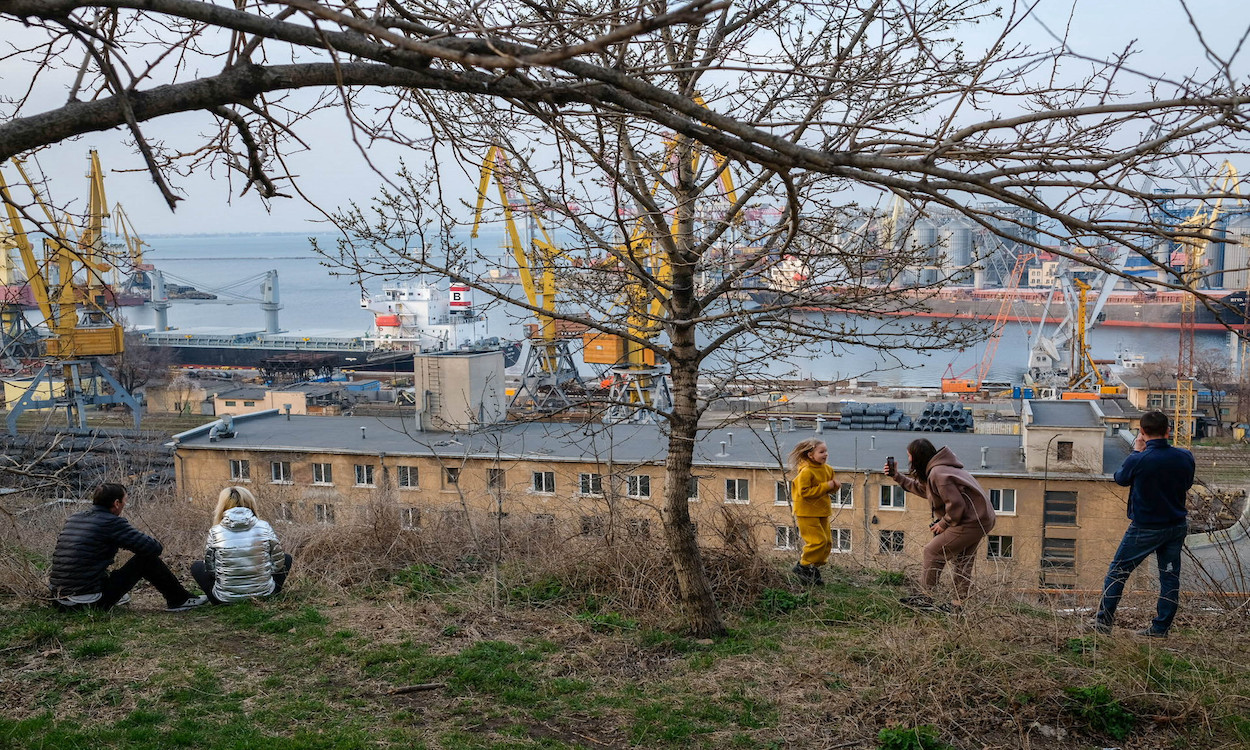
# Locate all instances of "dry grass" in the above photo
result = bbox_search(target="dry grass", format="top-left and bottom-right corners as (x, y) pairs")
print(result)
(2, 490), (1249, 749)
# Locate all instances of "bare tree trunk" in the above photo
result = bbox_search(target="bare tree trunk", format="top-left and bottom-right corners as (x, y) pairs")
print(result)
(660, 166), (726, 636)
(663, 349), (726, 638)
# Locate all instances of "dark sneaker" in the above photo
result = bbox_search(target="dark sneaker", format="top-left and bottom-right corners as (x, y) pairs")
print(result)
(792, 563), (816, 584)
(812, 567), (825, 587)
(1086, 621), (1112, 635)
(166, 595), (208, 612)
(1134, 628), (1167, 639)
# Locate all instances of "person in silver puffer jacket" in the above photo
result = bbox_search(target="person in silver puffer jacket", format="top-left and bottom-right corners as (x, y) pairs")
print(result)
(189, 486), (292, 604)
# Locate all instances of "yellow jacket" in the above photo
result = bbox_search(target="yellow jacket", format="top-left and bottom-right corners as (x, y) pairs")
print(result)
(791, 462), (836, 518)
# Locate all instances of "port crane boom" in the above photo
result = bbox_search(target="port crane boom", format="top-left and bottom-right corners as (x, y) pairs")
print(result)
(0, 151), (140, 435)
(472, 145), (583, 412)
(941, 250), (1033, 395)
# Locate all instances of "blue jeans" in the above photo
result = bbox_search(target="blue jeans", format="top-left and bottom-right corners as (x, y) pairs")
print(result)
(1096, 522), (1187, 633)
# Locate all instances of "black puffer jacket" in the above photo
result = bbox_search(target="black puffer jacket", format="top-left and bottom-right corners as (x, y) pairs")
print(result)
(48, 507), (163, 596)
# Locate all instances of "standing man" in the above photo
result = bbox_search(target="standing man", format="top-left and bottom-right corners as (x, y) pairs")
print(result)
(48, 483), (208, 612)
(1094, 411), (1194, 638)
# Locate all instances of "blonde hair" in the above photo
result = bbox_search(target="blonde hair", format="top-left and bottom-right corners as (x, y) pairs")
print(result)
(213, 485), (258, 525)
(788, 438), (826, 471)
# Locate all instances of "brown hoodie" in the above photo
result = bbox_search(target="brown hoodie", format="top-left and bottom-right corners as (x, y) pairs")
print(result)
(894, 446), (996, 531)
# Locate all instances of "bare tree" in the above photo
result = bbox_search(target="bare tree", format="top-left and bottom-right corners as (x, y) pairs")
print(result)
(304, 3), (1248, 635)
(1194, 347), (1234, 436)
(3, 0), (1250, 635)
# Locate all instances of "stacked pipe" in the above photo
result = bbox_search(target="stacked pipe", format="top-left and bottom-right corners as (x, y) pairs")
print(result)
(835, 403), (914, 430)
(913, 402), (974, 432)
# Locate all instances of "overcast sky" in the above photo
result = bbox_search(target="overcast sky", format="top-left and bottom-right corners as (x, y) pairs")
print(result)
(2, 0), (1248, 238)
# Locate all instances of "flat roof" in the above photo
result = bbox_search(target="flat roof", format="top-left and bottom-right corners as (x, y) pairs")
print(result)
(1028, 400), (1102, 428)
(174, 412), (1127, 478)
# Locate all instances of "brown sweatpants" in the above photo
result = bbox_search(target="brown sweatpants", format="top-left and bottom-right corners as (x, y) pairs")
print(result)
(922, 523), (987, 600)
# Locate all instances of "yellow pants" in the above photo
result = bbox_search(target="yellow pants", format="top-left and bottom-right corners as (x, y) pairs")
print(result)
(796, 515), (832, 567)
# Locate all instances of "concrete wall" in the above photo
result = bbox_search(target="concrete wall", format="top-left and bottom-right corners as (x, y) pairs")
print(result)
(414, 351), (506, 430)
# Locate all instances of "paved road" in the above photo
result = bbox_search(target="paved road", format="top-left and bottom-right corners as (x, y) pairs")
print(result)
(1184, 503), (1250, 594)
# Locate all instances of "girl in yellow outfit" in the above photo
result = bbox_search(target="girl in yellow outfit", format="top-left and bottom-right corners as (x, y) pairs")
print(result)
(788, 438), (840, 585)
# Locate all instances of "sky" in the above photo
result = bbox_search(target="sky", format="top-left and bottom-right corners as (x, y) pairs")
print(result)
(1, 0), (1248, 237)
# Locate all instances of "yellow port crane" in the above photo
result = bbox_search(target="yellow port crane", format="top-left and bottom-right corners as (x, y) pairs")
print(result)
(0, 151), (140, 435)
(1175, 160), (1242, 448)
(472, 145), (583, 412)
(587, 129), (739, 422)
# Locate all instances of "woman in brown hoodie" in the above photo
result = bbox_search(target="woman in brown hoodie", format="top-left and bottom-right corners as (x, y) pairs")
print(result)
(884, 438), (996, 609)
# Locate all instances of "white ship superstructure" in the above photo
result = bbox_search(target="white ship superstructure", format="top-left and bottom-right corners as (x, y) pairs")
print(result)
(362, 280), (486, 352)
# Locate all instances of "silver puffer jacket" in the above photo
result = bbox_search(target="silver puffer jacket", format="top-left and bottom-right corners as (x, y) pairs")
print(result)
(204, 507), (286, 603)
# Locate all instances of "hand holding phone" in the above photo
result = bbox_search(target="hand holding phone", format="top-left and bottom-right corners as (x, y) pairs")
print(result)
(885, 456), (897, 476)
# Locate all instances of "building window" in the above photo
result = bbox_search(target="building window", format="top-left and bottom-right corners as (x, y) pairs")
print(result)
(989, 488), (1016, 515)
(832, 528), (852, 553)
(276, 503), (293, 522)
(834, 484), (853, 508)
(626, 475), (651, 499)
(243, 401), (256, 407)
(774, 480), (790, 505)
(354, 464), (376, 487)
(688, 477), (700, 501)
(1056, 441), (1074, 461)
(444, 467), (460, 487)
(224, 400), (236, 407)
(627, 518), (650, 539)
(1147, 394), (1164, 409)
(533, 471), (555, 494)
(488, 468), (506, 491)
(578, 473), (603, 496)
(315, 504), (335, 525)
(878, 530), (904, 554)
(580, 515), (605, 536)
(397, 465), (418, 489)
(775, 525), (801, 550)
(987, 535), (1013, 559)
(1043, 490), (1078, 526)
(725, 478), (750, 504)
(270, 461), (292, 484)
(312, 463), (333, 485)
(1041, 537), (1076, 570)
(879, 485), (906, 509)
(229, 459), (250, 481)
(400, 507), (420, 530)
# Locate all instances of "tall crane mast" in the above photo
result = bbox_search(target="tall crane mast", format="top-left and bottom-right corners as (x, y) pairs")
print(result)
(1175, 161), (1242, 447)
(593, 130), (738, 423)
(0, 151), (140, 435)
(472, 145), (583, 413)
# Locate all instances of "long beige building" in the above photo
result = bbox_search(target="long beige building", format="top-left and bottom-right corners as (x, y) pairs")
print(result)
(170, 399), (1165, 593)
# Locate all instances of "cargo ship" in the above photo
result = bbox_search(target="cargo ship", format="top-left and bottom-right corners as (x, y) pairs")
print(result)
(748, 286), (1250, 330)
(139, 280), (521, 372)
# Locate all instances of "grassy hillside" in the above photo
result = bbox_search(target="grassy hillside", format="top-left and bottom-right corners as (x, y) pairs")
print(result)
(3, 555), (1248, 750)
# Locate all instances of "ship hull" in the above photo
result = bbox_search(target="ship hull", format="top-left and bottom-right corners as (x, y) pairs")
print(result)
(157, 342), (522, 371)
(749, 289), (1250, 331)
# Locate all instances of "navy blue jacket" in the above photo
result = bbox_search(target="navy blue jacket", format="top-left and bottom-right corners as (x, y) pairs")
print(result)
(48, 506), (163, 596)
(1113, 438), (1194, 527)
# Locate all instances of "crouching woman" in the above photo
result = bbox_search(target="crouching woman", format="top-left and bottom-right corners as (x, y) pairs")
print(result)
(885, 438), (995, 609)
(191, 487), (292, 604)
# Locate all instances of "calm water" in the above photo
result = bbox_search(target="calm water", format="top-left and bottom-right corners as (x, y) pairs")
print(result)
(115, 233), (1231, 387)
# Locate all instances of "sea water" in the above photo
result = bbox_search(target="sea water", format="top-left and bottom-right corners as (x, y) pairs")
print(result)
(116, 233), (1231, 387)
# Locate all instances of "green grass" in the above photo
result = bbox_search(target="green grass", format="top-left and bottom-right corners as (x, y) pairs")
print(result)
(2, 562), (1247, 750)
